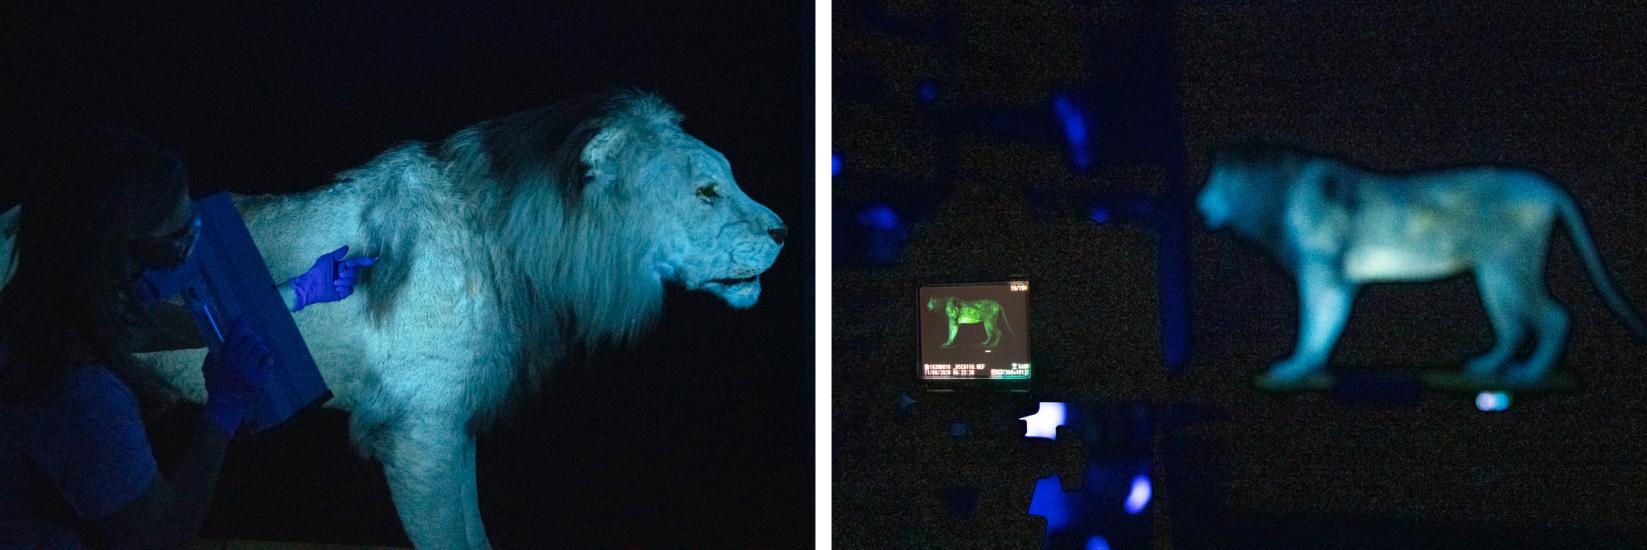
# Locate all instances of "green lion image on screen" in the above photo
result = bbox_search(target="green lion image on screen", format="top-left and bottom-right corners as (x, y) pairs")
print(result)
(927, 296), (1015, 349)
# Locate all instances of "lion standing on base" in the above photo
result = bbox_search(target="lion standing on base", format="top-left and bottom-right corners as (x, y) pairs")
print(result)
(1197, 143), (1646, 389)
(926, 296), (1013, 349)
(2, 91), (786, 548)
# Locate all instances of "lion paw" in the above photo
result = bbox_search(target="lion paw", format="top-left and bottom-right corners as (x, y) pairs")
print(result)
(1463, 355), (1505, 378)
(1500, 366), (1552, 389)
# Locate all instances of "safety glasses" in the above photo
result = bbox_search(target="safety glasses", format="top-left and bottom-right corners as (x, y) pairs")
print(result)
(131, 215), (200, 269)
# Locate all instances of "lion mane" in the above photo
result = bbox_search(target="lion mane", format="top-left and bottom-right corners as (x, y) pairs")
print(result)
(1198, 142), (1313, 262)
(337, 92), (684, 428)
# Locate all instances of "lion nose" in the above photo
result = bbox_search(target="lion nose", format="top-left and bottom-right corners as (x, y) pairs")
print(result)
(768, 226), (788, 245)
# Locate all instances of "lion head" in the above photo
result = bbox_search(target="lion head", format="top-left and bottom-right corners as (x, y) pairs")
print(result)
(564, 95), (785, 310)
(628, 128), (786, 310)
(1196, 143), (1306, 239)
(428, 90), (785, 347)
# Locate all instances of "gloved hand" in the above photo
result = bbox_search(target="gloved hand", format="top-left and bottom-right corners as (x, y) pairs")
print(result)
(202, 316), (274, 437)
(289, 245), (377, 311)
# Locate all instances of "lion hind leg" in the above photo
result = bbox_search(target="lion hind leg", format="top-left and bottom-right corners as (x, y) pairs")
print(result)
(982, 318), (999, 348)
(1466, 265), (1531, 378)
(1507, 299), (1569, 386)
(378, 418), (489, 549)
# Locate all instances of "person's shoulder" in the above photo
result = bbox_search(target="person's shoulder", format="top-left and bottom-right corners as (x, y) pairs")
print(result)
(56, 364), (138, 409)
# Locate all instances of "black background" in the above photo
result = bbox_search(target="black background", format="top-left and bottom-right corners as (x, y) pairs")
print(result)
(4, 2), (813, 547)
(836, 1), (1647, 548)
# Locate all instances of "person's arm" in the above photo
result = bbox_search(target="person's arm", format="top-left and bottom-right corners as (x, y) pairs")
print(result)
(93, 417), (232, 548)
(278, 280), (298, 312)
(93, 317), (271, 546)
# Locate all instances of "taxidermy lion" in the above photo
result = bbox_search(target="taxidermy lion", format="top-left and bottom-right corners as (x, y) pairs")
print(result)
(1196, 143), (1646, 390)
(926, 296), (1013, 349)
(0, 90), (787, 548)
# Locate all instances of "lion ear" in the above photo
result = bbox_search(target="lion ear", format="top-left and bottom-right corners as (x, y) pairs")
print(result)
(579, 126), (626, 188)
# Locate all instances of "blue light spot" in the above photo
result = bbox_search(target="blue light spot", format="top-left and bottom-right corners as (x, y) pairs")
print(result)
(1475, 391), (1511, 411)
(832, 153), (842, 176)
(1124, 474), (1151, 515)
(1089, 205), (1111, 224)
(1027, 475), (1072, 531)
(1085, 536), (1112, 550)
(1052, 94), (1092, 170)
(856, 204), (899, 231)
(916, 80), (939, 104)
(1020, 402), (1067, 440)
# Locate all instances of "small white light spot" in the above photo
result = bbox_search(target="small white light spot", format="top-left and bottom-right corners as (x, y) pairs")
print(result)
(1475, 391), (1511, 412)
(1020, 402), (1067, 440)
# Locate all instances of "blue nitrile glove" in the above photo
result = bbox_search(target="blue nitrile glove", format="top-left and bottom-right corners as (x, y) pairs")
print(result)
(289, 245), (377, 311)
(202, 316), (274, 437)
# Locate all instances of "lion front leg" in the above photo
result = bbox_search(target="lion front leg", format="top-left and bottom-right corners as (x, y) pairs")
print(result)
(941, 319), (958, 349)
(1261, 263), (1355, 390)
(460, 430), (490, 549)
(377, 416), (491, 549)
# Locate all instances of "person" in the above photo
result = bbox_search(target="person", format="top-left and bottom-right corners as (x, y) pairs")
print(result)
(0, 129), (373, 548)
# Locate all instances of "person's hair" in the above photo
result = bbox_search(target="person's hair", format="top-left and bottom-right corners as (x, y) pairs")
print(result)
(0, 129), (188, 402)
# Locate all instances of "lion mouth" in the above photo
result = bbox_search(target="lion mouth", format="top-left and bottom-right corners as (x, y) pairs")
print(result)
(699, 274), (762, 309)
(708, 275), (759, 286)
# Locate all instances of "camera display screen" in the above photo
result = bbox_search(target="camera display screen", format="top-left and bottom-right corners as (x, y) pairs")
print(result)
(919, 281), (1031, 382)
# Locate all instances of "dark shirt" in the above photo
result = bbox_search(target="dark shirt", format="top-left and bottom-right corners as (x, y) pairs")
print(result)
(0, 352), (159, 549)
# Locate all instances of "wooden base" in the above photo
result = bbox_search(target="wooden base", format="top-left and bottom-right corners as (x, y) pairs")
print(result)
(1251, 367), (1580, 394)
(1420, 369), (1579, 393)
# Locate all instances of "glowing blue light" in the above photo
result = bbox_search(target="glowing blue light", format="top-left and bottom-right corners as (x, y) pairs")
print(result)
(832, 153), (842, 176)
(856, 204), (900, 231)
(1475, 391), (1511, 411)
(1020, 402), (1067, 440)
(916, 80), (939, 104)
(1027, 475), (1072, 531)
(1052, 94), (1092, 170)
(1124, 474), (1151, 514)
(1089, 205), (1111, 224)
(1086, 536), (1112, 550)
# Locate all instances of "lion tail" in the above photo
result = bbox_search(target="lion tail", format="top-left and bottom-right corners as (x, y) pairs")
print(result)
(1557, 193), (1647, 341)
(0, 205), (17, 287)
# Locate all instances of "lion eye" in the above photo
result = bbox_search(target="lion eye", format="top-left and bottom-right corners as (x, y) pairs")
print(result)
(697, 184), (720, 200)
